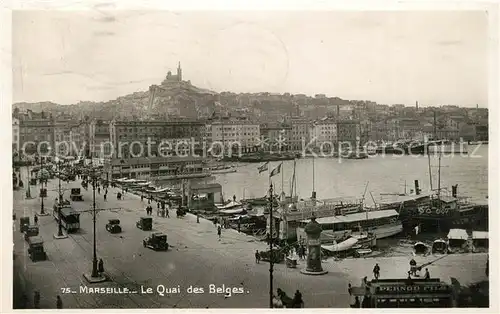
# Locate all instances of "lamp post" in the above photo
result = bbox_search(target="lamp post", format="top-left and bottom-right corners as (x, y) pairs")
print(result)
(26, 163), (32, 199)
(268, 184), (274, 308)
(89, 167), (99, 278)
(53, 160), (68, 239)
(38, 156), (48, 216)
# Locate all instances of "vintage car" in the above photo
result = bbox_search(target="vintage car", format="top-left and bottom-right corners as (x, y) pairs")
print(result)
(143, 232), (168, 251)
(24, 225), (39, 241)
(106, 219), (122, 233)
(20, 217), (30, 233)
(70, 188), (83, 201)
(136, 217), (152, 231)
(27, 236), (47, 262)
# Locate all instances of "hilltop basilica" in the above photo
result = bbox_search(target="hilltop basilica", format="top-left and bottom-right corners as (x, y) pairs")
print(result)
(161, 62), (183, 85)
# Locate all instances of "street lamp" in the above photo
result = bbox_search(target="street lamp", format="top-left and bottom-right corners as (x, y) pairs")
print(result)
(82, 165), (119, 284)
(53, 160), (68, 239)
(38, 156), (49, 216)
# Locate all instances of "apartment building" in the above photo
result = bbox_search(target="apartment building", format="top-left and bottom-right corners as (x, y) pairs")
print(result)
(288, 118), (311, 152)
(12, 117), (20, 153)
(260, 122), (292, 152)
(310, 118), (337, 151)
(109, 119), (205, 158)
(205, 117), (260, 154)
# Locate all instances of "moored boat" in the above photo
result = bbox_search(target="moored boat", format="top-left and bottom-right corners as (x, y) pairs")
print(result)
(431, 239), (448, 254)
(447, 228), (469, 254)
(297, 209), (403, 242)
(413, 242), (429, 255)
(207, 164), (237, 174)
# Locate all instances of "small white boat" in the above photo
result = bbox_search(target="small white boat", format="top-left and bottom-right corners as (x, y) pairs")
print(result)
(208, 165), (237, 174)
(216, 200), (243, 210)
(414, 242), (429, 255)
(432, 239), (448, 254)
(353, 248), (372, 258)
(322, 237), (358, 253)
(447, 228), (469, 253)
(219, 207), (246, 215)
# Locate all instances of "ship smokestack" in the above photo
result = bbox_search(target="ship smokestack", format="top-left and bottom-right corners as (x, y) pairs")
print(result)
(452, 184), (458, 198)
(414, 180), (420, 195)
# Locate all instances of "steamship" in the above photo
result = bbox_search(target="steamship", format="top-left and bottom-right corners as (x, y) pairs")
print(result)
(374, 180), (488, 233)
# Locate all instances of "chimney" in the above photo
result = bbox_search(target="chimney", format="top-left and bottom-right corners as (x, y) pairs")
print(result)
(452, 184), (458, 198)
(414, 180), (420, 195)
(416, 101), (419, 110)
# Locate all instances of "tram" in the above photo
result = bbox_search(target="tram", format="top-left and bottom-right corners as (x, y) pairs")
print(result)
(351, 278), (455, 308)
(53, 205), (80, 232)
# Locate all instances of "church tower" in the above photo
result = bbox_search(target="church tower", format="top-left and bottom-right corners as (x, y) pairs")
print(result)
(177, 62), (182, 81)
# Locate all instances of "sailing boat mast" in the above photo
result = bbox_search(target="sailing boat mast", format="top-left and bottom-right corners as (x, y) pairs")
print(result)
(437, 153), (442, 199)
(312, 157), (316, 199)
(427, 143), (433, 191)
(290, 159), (296, 198)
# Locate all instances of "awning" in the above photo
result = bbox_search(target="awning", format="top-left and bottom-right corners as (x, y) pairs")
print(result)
(472, 231), (488, 240)
(447, 228), (469, 240)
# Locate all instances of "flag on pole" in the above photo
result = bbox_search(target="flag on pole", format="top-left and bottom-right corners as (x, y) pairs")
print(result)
(258, 162), (269, 174)
(270, 163), (282, 178)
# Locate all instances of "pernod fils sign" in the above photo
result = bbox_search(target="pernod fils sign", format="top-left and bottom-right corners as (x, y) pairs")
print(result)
(377, 285), (451, 294)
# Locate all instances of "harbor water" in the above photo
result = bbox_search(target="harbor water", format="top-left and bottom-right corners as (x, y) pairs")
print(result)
(213, 145), (488, 205)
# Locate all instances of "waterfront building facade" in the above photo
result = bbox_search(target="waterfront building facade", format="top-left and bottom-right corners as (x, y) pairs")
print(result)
(337, 120), (360, 149)
(17, 112), (55, 155)
(310, 118), (337, 152)
(12, 117), (20, 154)
(205, 117), (260, 154)
(109, 119), (205, 158)
(288, 117), (312, 152)
(260, 122), (292, 153)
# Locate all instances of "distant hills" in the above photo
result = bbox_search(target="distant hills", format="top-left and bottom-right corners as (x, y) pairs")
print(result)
(12, 80), (487, 123)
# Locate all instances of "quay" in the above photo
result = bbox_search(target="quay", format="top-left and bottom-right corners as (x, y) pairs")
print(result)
(12, 164), (489, 308)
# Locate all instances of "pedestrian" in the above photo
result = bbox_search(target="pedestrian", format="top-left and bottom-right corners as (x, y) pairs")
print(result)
(293, 290), (304, 308)
(255, 250), (260, 263)
(217, 225), (222, 240)
(56, 295), (63, 309)
(157, 202), (160, 209)
(351, 296), (360, 308)
(98, 187), (101, 194)
(373, 263), (380, 280)
(34, 215), (38, 225)
(424, 268), (430, 280)
(197, 215), (200, 223)
(233, 195), (236, 202)
(166, 209), (169, 218)
(141, 194), (144, 201)
(34, 291), (40, 309)
(98, 258), (104, 275)
(104, 193), (107, 201)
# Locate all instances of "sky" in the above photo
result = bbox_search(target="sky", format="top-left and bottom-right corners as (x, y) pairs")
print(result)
(12, 10), (490, 107)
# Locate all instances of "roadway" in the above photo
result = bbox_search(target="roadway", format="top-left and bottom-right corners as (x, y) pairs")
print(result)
(13, 167), (487, 309)
(13, 168), (352, 309)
